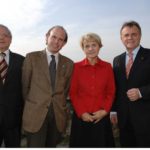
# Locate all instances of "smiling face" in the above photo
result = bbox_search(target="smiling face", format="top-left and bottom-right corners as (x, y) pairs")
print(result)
(46, 27), (67, 54)
(80, 33), (102, 61)
(83, 40), (100, 59)
(0, 26), (12, 52)
(121, 25), (141, 52)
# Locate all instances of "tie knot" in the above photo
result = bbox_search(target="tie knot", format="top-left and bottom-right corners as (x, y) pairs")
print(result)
(0, 52), (6, 58)
(51, 55), (55, 61)
(128, 52), (133, 58)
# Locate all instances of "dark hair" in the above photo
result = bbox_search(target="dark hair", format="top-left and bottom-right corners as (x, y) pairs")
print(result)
(120, 21), (141, 35)
(0, 24), (12, 38)
(46, 25), (68, 43)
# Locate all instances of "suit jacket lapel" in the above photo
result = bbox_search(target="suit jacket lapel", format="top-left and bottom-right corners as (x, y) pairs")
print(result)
(39, 51), (66, 93)
(128, 47), (145, 79)
(55, 54), (66, 87)
(4, 51), (14, 84)
(39, 50), (51, 84)
(35, 50), (66, 91)
(120, 53), (127, 80)
(0, 76), (2, 87)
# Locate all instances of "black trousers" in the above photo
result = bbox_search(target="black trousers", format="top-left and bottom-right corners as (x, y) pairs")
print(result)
(0, 125), (21, 147)
(69, 112), (115, 148)
(26, 104), (61, 147)
(120, 118), (150, 147)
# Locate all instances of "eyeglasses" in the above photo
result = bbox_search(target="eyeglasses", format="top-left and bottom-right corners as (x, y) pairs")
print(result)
(0, 33), (11, 38)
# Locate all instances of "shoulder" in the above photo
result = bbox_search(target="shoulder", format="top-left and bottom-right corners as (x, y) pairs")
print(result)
(74, 60), (84, 68)
(24, 50), (46, 62)
(98, 59), (113, 70)
(140, 46), (150, 54)
(60, 54), (73, 62)
(26, 50), (44, 57)
(114, 52), (125, 60)
(75, 60), (83, 65)
(113, 52), (126, 65)
(10, 51), (25, 61)
(100, 59), (111, 66)
(59, 54), (74, 65)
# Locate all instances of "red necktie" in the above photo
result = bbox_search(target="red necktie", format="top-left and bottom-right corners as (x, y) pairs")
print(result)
(126, 52), (133, 78)
(0, 53), (8, 84)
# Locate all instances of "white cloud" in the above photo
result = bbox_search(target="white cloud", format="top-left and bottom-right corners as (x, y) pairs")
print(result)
(0, 0), (51, 55)
(0, 0), (48, 31)
(0, 0), (150, 61)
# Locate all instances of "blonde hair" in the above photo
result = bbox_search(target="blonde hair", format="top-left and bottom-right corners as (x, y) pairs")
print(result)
(80, 33), (102, 49)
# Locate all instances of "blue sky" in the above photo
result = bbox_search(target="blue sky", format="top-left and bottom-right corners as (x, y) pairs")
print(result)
(0, 0), (150, 63)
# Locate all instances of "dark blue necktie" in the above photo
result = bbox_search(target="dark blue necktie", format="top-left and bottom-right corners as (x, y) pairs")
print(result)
(49, 55), (56, 90)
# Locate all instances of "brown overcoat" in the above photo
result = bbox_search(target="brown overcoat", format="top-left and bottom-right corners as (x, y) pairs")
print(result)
(22, 50), (73, 133)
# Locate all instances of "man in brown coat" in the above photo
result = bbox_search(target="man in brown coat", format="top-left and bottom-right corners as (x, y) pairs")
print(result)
(22, 25), (74, 147)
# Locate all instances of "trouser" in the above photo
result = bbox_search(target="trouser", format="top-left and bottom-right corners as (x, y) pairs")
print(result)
(0, 125), (21, 147)
(120, 119), (150, 147)
(26, 104), (61, 147)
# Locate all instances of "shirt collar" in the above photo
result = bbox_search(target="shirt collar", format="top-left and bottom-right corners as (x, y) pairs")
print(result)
(0, 49), (10, 64)
(126, 45), (140, 56)
(0, 49), (9, 56)
(45, 48), (59, 59)
(81, 57), (102, 66)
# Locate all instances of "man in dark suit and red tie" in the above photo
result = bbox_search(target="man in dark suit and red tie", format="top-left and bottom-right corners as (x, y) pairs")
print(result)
(0, 24), (24, 147)
(110, 21), (150, 147)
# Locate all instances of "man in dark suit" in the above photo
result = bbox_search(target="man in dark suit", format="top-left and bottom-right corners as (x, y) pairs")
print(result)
(0, 24), (24, 147)
(111, 21), (150, 147)
(22, 25), (74, 147)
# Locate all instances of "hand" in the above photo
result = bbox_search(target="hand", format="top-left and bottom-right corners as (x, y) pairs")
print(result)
(81, 112), (94, 122)
(92, 109), (107, 124)
(110, 113), (118, 125)
(127, 88), (141, 101)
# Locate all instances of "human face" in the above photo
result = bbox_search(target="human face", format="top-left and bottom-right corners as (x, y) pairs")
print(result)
(121, 25), (141, 52)
(0, 27), (12, 52)
(46, 27), (66, 54)
(83, 41), (100, 60)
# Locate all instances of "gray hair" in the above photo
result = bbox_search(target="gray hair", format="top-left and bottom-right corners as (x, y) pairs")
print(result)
(120, 20), (142, 35)
(0, 24), (12, 38)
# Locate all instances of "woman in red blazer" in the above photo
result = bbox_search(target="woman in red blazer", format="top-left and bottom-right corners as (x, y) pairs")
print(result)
(69, 33), (115, 147)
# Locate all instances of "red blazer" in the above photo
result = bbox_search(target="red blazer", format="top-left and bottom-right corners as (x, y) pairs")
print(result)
(69, 58), (115, 117)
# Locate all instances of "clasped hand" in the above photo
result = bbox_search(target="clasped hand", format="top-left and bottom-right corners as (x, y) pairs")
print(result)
(81, 109), (107, 124)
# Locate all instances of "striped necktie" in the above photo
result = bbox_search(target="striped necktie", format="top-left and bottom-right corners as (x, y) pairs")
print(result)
(126, 52), (133, 78)
(0, 53), (8, 84)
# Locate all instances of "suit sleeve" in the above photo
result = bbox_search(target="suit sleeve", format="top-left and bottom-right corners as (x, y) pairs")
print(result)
(64, 62), (74, 98)
(138, 49), (150, 101)
(139, 86), (150, 100)
(111, 57), (118, 112)
(22, 54), (32, 101)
